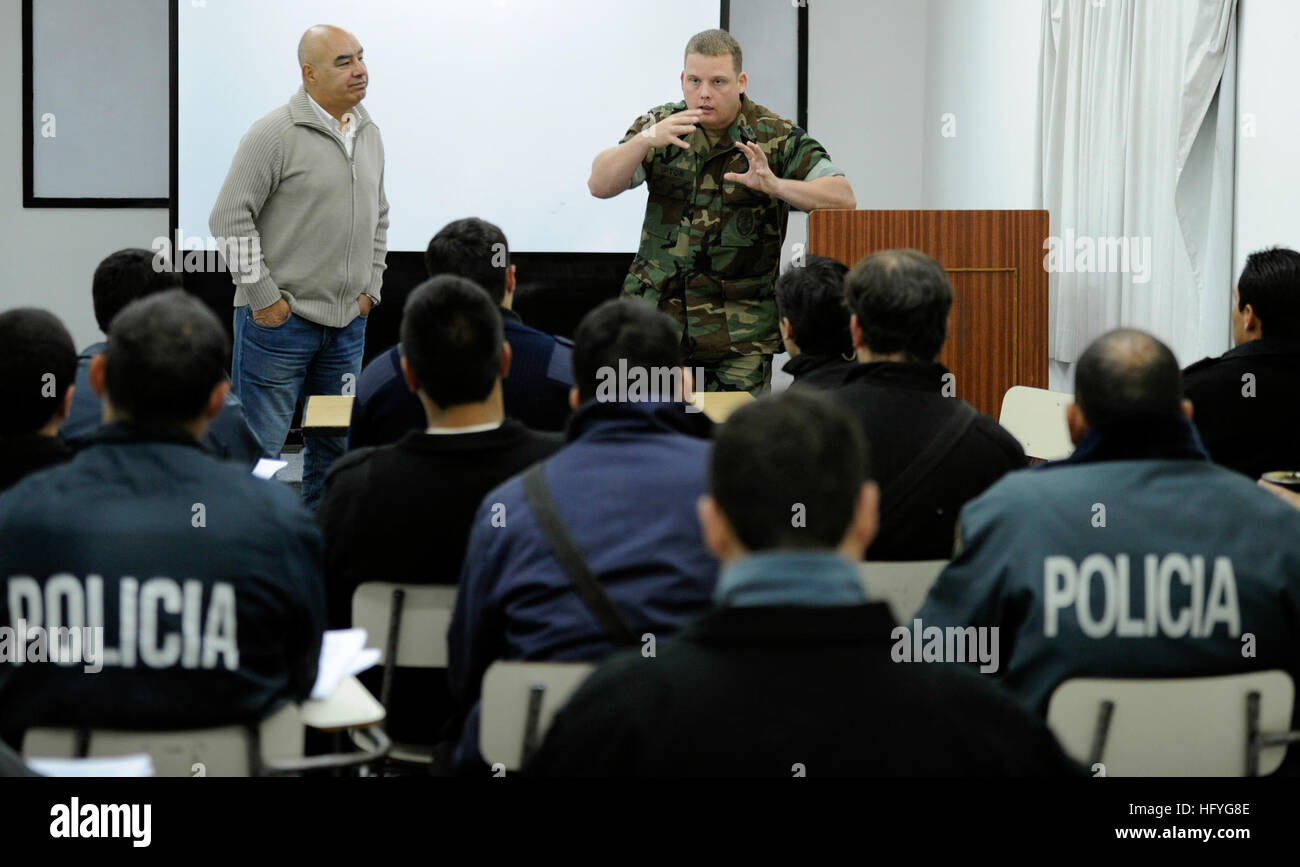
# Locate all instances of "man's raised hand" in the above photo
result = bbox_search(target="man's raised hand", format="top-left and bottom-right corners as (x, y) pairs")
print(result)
(723, 140), (778, 196)
(643, 109), (704, 150)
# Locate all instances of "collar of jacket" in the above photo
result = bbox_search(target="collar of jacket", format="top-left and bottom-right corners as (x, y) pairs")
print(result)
(289, 85), (372, 136)
(782, 352), (852, 377)
(714, 550), (867, 608)
(1220, 336), (1300, 361)
(564, 398), (713, 443)
(1040, 413), (1209, 469)
(499, 306), (521, 324)
(78, 420), (208, 451)
(839, 359), (951, 391)
(679, 600), (897, 649)
(78, 340), (107, 362)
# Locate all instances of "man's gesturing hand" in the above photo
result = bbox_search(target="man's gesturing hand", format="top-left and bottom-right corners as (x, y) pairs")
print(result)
(723, 140), (778, 196)
(643, 109), (704, 150)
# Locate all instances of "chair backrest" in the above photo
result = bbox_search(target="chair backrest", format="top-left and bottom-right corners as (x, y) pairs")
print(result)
(858, 560), (949, 622)
(352, 582), (457, 669)
(479, 661), (596, 772)
(997, 385), (1074, 460)
(1047, 670), (1295, 776)
(21, 702), (304, 777)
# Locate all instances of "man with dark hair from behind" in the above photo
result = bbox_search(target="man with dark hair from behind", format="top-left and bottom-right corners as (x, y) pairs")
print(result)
(0, 309), (76, 492)
(448, 298), (718, 773)
(830, 248), (1025, 560)
(529, 390), (1080, 777)
(919, 329), (1300, 773)
(349, 218), (575, 447)
(317, 275), (563, 751)
(60, 249), (263, 467)
(0, 291), (324, 748)
(1183, 246), (1300, 479)
(774, 255), (856, 389)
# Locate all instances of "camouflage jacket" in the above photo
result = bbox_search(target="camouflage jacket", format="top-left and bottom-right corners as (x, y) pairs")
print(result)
(620, 95), (843, 361)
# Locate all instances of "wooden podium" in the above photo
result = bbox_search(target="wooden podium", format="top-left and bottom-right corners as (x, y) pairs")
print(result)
(808, 210), (1049, 418)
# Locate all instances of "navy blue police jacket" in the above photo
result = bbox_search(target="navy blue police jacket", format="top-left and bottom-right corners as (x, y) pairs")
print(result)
(0, 422), (325, 747)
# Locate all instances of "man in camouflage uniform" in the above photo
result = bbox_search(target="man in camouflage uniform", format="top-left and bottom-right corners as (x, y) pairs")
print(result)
(589, 29), (856, 392)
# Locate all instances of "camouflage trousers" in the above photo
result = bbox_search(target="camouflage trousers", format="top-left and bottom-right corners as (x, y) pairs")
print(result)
(696, 355), (773, 394)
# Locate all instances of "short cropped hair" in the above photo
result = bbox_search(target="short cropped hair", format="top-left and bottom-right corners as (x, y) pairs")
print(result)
(774, 256), (852, 356)
(0, 308), (77, 436)
(424, 218), (511, 305)
(1238, 247), (1300, 339)
(572, 299), (683, 404)
(711, 390), (870, 551)
(92, 248), (182, 334)
(1074, 328), (1183, 430)
(400, 275), (504, 408)
(844, 249), (953, 362)
(685, 29), (742, 75)
(104, 290), (229, 427)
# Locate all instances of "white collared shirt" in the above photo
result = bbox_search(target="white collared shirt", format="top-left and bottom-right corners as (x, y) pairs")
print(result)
(307, 92), (357, 158)
(425, 421), (503, 435)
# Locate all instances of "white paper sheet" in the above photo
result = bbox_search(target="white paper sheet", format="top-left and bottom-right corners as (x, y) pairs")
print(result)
(27, 754), (155, 777)
(310, 629), (382, 700)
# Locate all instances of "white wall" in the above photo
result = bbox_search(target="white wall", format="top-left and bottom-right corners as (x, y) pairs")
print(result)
(1234, 0), (1300, 275)
(808, 0), (926, 210)
(0, 0), (167, 350)
(921, 0), (1041, 209)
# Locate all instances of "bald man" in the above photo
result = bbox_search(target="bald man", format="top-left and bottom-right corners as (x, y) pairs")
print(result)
(211, 25), (388, 508)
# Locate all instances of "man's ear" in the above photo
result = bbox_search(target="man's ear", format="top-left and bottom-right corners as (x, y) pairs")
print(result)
(850, 313), (864, 350)
(780, 316), (794, 343)
(88, 353), (108, 398)
(1066, 402), (1088, 445)
(681, 366), (695, 403)
(841, 482), (879, 558)
(399, 354), (420, 394)
(500, 341), (513, 380)
(1181, 398), (1194, 421)
(56, 384), (76, 423)
(738, 70), (747, 95)
(204, 380), (229, 422)
(697, 495), (736, 561)
(1243, 302), (1261, 336)
(569, 387), (581, 410)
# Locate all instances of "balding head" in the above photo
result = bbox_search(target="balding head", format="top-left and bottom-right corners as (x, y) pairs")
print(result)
(298, 25), (367, 115)
(1072, 329), (1185, 432)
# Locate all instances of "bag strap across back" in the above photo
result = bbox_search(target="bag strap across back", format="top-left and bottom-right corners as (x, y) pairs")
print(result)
(522, 464), (638, 648)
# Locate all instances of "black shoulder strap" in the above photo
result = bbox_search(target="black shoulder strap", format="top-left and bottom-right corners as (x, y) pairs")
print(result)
(522, 464), (639, 647)
(882, 401), (979, 507)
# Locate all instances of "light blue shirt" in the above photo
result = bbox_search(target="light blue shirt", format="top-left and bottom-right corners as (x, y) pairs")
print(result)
(713, 551), (867, 608)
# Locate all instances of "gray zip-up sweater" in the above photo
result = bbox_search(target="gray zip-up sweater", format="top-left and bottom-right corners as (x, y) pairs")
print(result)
(210, 86), (388, 328)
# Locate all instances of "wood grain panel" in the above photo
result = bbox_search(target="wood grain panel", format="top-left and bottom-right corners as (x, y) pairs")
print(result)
(808, 210), (1049, 417)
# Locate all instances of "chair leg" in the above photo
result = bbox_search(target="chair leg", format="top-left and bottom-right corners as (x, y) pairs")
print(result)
(1087, 700), (1114, 768)
(521, 683), (546, 769)
(380, 589), (405, 711)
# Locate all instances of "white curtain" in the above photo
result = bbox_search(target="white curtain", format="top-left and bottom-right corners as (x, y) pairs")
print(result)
(1037, 0), (1237, 389)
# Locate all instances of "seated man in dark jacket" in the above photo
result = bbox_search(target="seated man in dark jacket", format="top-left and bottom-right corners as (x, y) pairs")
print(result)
(529, 390), (1081, 777)
(828, 249), (1026, 560)
(919, 329), (1300, 772)
(449, 299), (718, 772)
(0, 309), (76, 493)
(0, 291), (324, 749)
(1183, 246), (1300, 479)
(775, 255), (857, 388)
(60, 249), (263, 467)
(349, 218), (573, 447)
(317, 275), (563, 745)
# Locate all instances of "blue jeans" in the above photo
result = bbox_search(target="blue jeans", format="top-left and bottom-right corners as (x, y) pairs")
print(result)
(231, 306), (366, 509)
